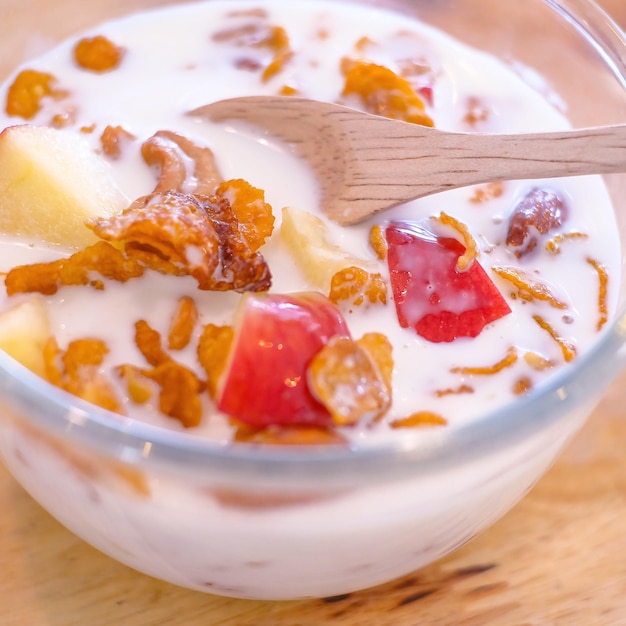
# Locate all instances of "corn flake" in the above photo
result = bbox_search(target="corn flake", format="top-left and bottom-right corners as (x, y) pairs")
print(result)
(74, 35), (125, 72)
(215, 179), (275, 251)
(197, 323), (235, 399)
(329, 266), (387, 308)
(308, 334), (392, 425)
(390, 412), (447, 428)
(5, 69), (68, 119)
(342, 61), (434, 127)
(168, 296), (198, 351)
(492, 265), (568, 309)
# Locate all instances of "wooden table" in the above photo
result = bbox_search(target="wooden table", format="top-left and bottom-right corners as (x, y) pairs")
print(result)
(3, 1), (626, 624)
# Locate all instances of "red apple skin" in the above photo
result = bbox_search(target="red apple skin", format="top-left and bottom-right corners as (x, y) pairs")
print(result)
(217, 292), (351, 428)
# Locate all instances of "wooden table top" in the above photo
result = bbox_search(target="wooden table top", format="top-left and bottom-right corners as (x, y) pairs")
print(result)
(3, 1), (626, 625)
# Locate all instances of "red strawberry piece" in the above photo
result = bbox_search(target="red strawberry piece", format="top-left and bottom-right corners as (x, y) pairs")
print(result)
(386, 221), (511, 342)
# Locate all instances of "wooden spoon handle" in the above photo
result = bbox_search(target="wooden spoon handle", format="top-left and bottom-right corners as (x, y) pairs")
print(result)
(354, 121), (626, 194)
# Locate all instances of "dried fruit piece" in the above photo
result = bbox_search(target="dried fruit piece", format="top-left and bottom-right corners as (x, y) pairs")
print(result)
(308, 334), (392, 425)
(587, 257), (609, 331)
(281, 206), (374, 289)
(329, 266), (387, 308)
(197, 323), (234, 399)
(168, 296), (198, 351)
(342, 61), (434, 127)
(215, 179), (274, 251)
(5, 69), (67, 119)
(506, 188), (568, 256)
(386, 221), (511, 342)
(450, 346), (518, 375)
(74, 35), (125, 72)
(390, 412), (447, 428)
(491, 266), (568, 309)
(217, 292), (351, 428)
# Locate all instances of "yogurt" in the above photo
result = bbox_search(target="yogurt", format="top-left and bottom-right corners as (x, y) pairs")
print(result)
(0, 0), (620, 599)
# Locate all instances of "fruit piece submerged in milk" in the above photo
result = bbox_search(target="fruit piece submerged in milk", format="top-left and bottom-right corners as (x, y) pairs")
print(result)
(0, 0), (619, 445)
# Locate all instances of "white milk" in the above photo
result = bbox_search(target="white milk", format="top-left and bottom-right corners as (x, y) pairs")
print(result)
(0, 0), (619, 443)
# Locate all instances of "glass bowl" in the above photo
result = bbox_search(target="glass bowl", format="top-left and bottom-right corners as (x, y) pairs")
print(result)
(1, 0), (626, 601)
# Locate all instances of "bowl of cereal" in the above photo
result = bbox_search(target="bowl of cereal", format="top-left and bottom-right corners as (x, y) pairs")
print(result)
(0, 0), (625, 601)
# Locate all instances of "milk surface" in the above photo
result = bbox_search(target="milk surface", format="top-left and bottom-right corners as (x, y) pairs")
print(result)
(0, 0), (620, 443)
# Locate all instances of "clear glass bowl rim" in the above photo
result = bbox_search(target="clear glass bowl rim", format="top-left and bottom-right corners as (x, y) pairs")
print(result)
(0, 0), (625, 486)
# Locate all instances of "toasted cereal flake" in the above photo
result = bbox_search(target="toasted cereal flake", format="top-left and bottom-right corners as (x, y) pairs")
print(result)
(390, 411), (447, 428)
(523, 351), (555, 371)
(5, 69), (68, 119)
(215, 179), (275, 251)
(434, 384), (474, 397)
(4, 241), (145, 296)
(434, 212), (478, 271)
(492, 265), (568, 309)
(369, 225), (387, 260)
(342, 61), (434, 127)
(197, 323), (235, 399)
(586, 257), (609, 331)
(135, 320), (170, 367)
(463, 96), (489, 126)
(329, 266), (387, 308)
(532, 314), (577, 362)
(42, 337), (125, 414)
(116, 364), (154, 404)
(451, 346), (518, 375)
(233, 424), (348, 445)
(308, 335), (392, 425)
(469, 182), (505, 204)
(168, 296), (198, 351)
(145, 360), (204, 428)
(513, 376), (533, 395)
(100, 125), (136, 160)
(357, 332), (393, 395)
(545, 231), (588, 254)
(133, 319), (205, 427)
(259, 26), (293, 82)
(74, 35), (125, 72)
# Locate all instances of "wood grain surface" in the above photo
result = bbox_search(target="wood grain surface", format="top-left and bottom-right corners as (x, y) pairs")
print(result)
(2, 1), (626, 625)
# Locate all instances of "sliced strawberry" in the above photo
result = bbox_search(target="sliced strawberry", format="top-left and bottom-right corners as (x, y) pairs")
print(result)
(217, 292), (351, 428)
(385, 222), (511, 342)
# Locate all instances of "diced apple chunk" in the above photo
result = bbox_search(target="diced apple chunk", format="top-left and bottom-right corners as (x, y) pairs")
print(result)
(0, 124), (128, 248)
(0, 297), (52, 376)
(280, 206), (374, 289)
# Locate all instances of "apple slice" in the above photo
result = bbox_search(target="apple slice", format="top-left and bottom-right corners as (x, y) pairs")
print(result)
(386, 221), (511, 343)
(280, 206), (374, 289)
(0, 124), (128, 248)
(217, 292), (351, 428)
(0, 296), (52, 376)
